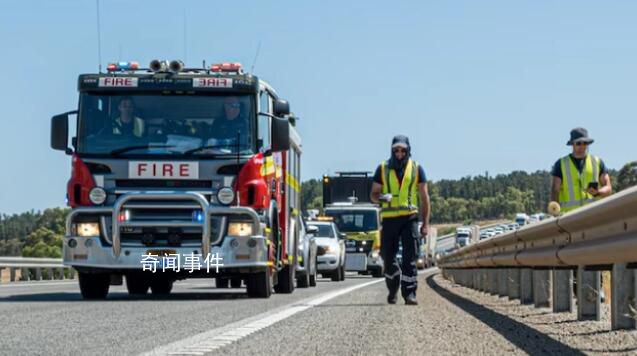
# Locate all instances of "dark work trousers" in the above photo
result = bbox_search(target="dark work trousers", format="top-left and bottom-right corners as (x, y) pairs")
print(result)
(380, 214), (419, 298)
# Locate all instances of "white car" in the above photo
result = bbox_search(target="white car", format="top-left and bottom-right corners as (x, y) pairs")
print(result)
(296, 218), (318, 288)
(308, 221), (346, 282)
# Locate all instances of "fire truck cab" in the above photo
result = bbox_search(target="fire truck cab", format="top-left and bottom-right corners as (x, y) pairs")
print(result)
(50, 60), (302, 299)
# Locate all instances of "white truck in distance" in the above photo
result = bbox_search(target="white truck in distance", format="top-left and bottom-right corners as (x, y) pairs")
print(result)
(455, 225), (480, 248)
(515, 213), (530, 227)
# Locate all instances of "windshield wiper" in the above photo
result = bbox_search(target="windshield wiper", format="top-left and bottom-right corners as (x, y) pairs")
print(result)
(110, 144), (176, 156)
(183, 144), (249, 156)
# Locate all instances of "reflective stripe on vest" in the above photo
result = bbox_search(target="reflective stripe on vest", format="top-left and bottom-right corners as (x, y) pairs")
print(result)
(559, 154), (600, 213)
(380, 159), (419, 219)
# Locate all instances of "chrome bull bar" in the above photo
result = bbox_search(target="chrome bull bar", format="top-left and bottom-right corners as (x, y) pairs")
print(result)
(66, 191), (263, 258)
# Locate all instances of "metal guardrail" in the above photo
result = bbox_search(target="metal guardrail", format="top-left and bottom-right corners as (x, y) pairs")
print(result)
(0, 257), (74, 283)
(438, 185), (637, 330)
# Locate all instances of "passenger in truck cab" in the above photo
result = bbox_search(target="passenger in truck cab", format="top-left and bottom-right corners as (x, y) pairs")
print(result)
(210, 96), (249, 142)
(112, 96), (145, 138)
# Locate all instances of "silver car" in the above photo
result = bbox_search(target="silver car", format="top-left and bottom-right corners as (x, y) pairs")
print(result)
(308, 221), (346, 282)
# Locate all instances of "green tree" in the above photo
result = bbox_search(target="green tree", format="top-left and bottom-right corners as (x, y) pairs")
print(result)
(616, 161), (637, 192)
(22, 227), (63, 258)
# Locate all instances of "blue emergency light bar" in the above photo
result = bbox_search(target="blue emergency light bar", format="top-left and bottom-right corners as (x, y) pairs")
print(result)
(106, 61), (140, 72)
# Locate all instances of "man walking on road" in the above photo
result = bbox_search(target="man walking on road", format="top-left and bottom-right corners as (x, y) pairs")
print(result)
(371, 135), (430, 305)
(550, 127), (612, 214)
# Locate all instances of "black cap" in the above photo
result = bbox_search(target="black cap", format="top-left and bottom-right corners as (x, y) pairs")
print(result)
(567, 127), (594, 146)
(391, 135), (411, 149)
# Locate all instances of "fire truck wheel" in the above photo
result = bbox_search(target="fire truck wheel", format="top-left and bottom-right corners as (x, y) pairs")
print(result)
(79, 272), (110, 300)
(125, 273), (150, 295)
(274, 265), (295, 294)
(246, 269), (272, 298)
(216, 277), (229, 288)
(150, 278), (173, 295)
(230, 278), (243, 288)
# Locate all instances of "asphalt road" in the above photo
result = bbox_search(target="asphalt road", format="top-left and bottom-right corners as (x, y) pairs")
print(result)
(2, 268), (633, 356)
(0, 272), (383, 355)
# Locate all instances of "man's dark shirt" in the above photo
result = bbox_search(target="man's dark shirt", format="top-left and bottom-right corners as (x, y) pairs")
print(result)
(373, 160), (427, 186)
(551, 154), (608, 180)
(210, 116), (248, 141)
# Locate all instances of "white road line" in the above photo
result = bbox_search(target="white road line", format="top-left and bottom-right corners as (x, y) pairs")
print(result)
(140, 278), (386, 356)
(0, 281), (78, 288)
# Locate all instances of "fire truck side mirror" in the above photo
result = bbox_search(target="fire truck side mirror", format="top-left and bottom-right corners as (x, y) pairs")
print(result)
(51, 112), (74, 154)
(273, 99), (290, 117)
(270, 117), (290, 152)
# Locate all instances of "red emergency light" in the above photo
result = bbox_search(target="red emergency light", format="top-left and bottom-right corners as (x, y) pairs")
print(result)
(211, 62), (242, 72)
(106, 61), (140, 72)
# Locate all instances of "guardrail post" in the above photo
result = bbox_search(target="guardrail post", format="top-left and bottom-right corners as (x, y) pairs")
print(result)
(488, 269), (497, 294)
(35, 268), (43, 281)
(577, 266), (600, 321)
(611, 263), (636, 330)
(520, 268), (533, 304)
(20, 268), (29, 281)
(10, 268), (16, 282)
(498, 269), (508, 297)
(508, 269), (520, 300)
(46, 268), (54, 280)
(552, 269), (573, 313)
(533, 269), (551, 308)
(58, 268), (65, 280)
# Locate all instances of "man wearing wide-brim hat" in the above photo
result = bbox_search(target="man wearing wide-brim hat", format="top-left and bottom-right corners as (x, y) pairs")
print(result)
(550, 127), (613, 214)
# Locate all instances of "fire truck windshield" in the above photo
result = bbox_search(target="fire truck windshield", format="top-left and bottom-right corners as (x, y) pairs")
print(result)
(77, 93), (256, 156)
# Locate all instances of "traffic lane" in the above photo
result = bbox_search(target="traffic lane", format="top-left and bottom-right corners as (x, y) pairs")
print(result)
(222, 269), (550, 356)
(0, 274), (376, 356)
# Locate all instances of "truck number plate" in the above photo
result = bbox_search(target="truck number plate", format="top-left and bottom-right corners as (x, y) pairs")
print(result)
(129, 161), (199, 179)
(345, 253), (367, 271)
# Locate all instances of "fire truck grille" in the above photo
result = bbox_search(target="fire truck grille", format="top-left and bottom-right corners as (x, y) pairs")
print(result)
(116, 179), (212, 189)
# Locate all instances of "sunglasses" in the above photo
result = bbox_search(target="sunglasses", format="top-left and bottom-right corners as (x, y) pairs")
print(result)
(574, 142), (589, 146)
(393, 148), (407, 153)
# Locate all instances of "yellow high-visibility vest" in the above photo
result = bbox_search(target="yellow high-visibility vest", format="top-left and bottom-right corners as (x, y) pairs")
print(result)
(380, 159), (419, 219)
(113, 117), (144, 137)
(559, 154), (601, 213)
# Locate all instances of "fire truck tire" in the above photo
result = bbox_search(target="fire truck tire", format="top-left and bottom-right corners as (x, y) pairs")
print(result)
(230, 278), (243, 288)
(274, 265), (295, 294)
(216, 277), (229, 288)
(339, 266), (346, 281)
(309, 270), (317, 287)
(246, 270), (272, 298)
(150, 278), (173, 295)
(79, 272), (110, 300)
(125, 273), (150, 295)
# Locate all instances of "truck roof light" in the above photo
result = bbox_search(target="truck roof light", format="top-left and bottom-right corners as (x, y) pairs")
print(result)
(211, 62), (242, 73)
(149, 59), (168, 72)
(106, 61), (140, 72)
(169, 60), (184, 73)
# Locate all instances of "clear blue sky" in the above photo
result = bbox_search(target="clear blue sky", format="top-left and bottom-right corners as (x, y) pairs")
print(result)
(1, 0), (635, 214)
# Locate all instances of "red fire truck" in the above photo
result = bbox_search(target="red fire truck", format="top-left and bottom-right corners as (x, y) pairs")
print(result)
(50, 60), (302, 299)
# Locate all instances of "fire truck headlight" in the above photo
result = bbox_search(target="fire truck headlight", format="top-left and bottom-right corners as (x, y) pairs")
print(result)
(228, 222), (253, 237)
(76, 223), (100, 237)
(89, 187), (107, 205)
(217, 187), (235, 205)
